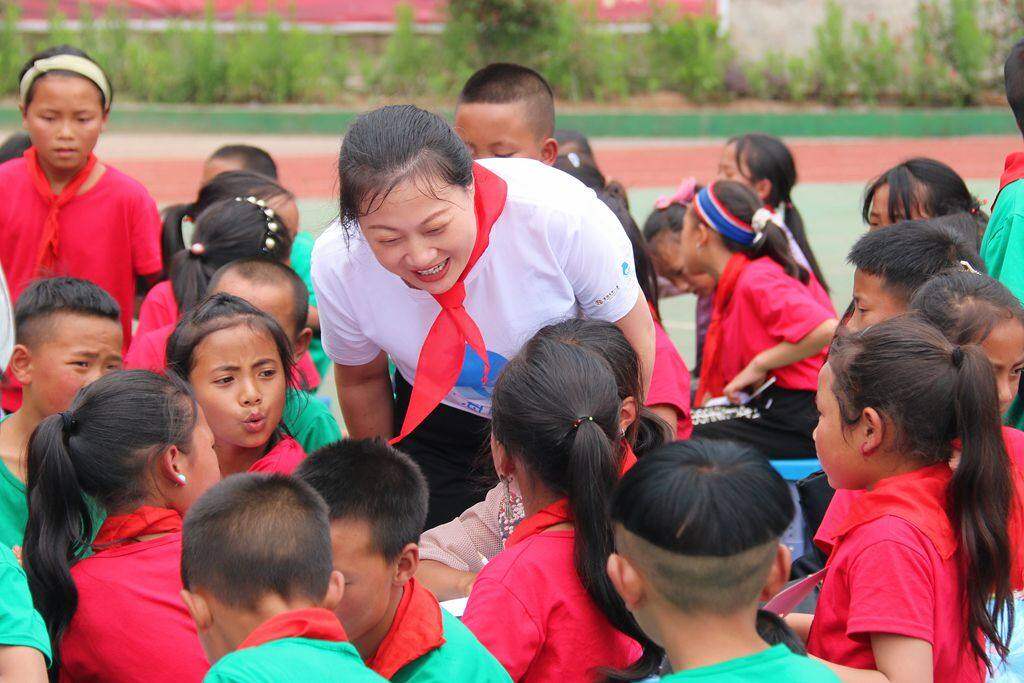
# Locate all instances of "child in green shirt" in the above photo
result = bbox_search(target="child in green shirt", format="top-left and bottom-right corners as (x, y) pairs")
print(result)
(981, 37), (1024, 429)
(0, 544), (49, 680)
(207, 258), (341, 454)
(607, 440), (838, 682)
(0, 278), (122, 548)
(296, 440), (510, 682)
(180, 473), (385, 682)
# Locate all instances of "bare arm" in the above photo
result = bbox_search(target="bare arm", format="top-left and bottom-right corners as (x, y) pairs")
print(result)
(416, 562), (478, 601)
(334, 352), (394, 439)
(818, 634), (933, 683)
(613, 293), (656, 396)
(724, 318), (838, 403)
(0, 646), (47, 683)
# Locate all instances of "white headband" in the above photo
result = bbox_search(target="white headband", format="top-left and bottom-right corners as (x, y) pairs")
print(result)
(20, 55), (111, 109)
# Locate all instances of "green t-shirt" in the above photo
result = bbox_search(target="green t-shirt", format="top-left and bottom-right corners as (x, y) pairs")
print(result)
(0, 452), (27, 550)
(391, 609), (511, 683)
(283, 390), (341, 456)
(292, 231), (331, 379)
(205, 637), (385, 682)
(0, 544), (51, 663)
(981, 177), (1024, 430)
(661, 645), (838, 682)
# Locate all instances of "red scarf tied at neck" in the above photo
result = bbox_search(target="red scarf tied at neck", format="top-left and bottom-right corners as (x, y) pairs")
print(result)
(695, 252), (751, 406)
(92, 505), (182, 551)
(391, 163), (508, 444)
(24, 146), (98, 276)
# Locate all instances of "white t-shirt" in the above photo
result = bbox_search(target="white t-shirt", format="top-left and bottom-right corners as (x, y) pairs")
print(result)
(311, 157), (641, 419)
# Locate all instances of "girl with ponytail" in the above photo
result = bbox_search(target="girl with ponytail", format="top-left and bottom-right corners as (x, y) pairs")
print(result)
(22, 370), (220, 681)
(462, 332), (662, 681)
(683, 180), (837, 461)
(806, 316), (1019, 681)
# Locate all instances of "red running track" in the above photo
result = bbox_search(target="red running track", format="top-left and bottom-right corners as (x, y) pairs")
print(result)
(108, 135), (1021, 204)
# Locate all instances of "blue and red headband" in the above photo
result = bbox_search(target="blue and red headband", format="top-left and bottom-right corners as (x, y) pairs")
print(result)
(694, 185), (771, 246)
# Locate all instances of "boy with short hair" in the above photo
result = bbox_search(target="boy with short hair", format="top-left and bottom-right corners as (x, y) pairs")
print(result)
(125, 258), (341, 454)
(181, 473), (385, 682)
(845, 218), (982, 332)
(982, 37), (1024, 428)
(607, 440), (838, 681)
(0, 277), (122, 547)
(295, 440), (511, 682)
(454, 63), (558, 164)
(201, 143), (279, 185)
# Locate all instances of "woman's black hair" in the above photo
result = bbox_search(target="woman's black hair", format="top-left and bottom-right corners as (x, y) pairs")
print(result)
(491, 334), (663, 680)
(828, 317), (1014, 672)
(862, 158), (988, 239)
(166, 293), (298, 429)
(598, 191), (661, 320)
(532, 318), (672, 457)
(161, 170), (294, 273)
(22, 370), (198, 676)
(910, 270), (1024, 347)
(729, 134), (827, 290)
(338, 105), (473, 225)
(167, 197), (293, 318)
(695, 180), (810, 285)
(19, 45), (111, 111)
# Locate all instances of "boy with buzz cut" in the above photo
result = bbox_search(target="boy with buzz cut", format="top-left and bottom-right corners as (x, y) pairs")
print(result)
(0, 277), (122, 548)
(983, 37), (1024, 429)
(181, 473), (386, 683)
(845, 217), (983, 333)
(607, 440), (839, 682)
(454, 63), (558, 165)
(295, 439), (511, 683)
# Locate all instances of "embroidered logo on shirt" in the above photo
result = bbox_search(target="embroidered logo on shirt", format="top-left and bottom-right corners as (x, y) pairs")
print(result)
(594, 283), (622, 306)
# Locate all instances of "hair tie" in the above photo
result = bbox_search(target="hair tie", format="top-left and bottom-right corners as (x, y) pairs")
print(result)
(958, 260), (979, 274)
(952, 346), (965, 368)
(572, 416), (595, 430)
(234, 195), (282, 253)
(654, 177), (697, 210)
(188, 242), (205, 259)
(59, 411), (77, 434)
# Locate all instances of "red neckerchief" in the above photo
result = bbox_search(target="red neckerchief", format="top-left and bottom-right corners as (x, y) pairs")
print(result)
(23, 146), (98, 276)
(695, 252), (752, 406)
(995, 151), (1024, 208)
(829, 464), (957, 563)
(621, 441), (638, 473)
(238, 608), (348, 651)
(366, 579), (445, 678)
(92, 506), (182, 550)
(391, 164), (508, 445)
(506, 498), (572, 548)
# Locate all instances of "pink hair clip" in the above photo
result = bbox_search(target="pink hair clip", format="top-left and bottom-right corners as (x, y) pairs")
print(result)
(654, 177), (698, 210)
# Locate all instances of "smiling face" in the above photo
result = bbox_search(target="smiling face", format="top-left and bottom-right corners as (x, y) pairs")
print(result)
(358, 177), (477, 295)
(188, 323), (286, 472)
(21, 74), (107, 178)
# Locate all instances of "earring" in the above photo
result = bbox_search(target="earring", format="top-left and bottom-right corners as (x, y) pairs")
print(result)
(176, 473), (187, 485)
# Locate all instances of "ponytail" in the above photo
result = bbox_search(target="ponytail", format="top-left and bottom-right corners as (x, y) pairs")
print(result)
(828, 317), (1014, 673)
(781, 203), (828, 290)
(491, 336), (663, 681)
(21, 371), (198, 677)
(754, 220), (809, 285)
(22, 415), (93, 674)
(949, 345), (1014, 668)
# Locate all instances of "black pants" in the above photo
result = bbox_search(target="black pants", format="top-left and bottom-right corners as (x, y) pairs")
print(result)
(393, 372), (494, 529)
(691, 386), (818, 460)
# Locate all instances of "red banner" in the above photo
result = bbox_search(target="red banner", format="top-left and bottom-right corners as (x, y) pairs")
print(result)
(18, 0), (712, 24)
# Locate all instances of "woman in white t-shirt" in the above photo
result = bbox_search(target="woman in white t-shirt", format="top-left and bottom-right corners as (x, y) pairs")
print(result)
(312, 105), (655, 526)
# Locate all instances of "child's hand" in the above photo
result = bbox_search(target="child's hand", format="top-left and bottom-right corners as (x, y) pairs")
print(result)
(724, 361), (768, 404)
(10, 545), (22, 567)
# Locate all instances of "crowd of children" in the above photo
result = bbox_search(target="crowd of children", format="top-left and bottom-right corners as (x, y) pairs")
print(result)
(2, 35), (1024, 683)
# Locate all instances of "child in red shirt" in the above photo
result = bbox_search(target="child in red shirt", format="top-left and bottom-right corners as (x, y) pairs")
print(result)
(166, 293), (306, 476)
(180, 473), (384, 683)
(0, 46), (162, 411)
(682, 181), (837, 460)
(21, 370), (222, 682)
(462, 332), (660, 681)
(805, 316), (1020, 681)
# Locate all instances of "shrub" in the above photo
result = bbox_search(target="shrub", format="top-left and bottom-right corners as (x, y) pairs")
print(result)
(648, 9), (733, 103)
(811, 0), (849, 104)
(947, 0), (990, 102)
(850, 20), (900, 104)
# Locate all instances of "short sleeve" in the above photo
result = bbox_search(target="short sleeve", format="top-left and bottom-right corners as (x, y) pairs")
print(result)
(136, 282), (179, 338)
(558, 197), (641, 323)
(646, 322), (691, 422)
(463, 577), (542, 680)
(0, 548), (52, 662)
(844, 540), (935, 643)
(128, 187), (163, 277)
(310, 237), (382, 367)
(752, 271), (835, 344)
